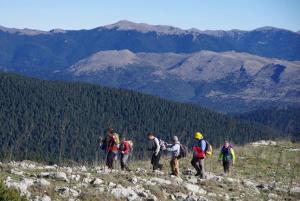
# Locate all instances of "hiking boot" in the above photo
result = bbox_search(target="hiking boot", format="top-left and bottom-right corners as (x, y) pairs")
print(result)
(195, 172), (201, 176)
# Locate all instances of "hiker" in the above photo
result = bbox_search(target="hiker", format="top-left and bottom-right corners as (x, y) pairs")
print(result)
(219, 140), (235, 174)
(119, 137), (132, 171)
(191, 132), (207, 178)
(106, 128), (119, 169)
(147, 132), (163, 171)
(165, 136), (181, 176)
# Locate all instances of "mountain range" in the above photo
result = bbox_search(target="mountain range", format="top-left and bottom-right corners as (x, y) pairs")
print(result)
(1, 20), (300, 112)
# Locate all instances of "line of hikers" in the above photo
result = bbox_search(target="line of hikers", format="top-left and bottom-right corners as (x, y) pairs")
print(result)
(99, 128), (235, 177)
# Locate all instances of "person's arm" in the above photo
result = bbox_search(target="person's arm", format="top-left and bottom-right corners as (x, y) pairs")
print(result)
(230, 148), (236, 164)
(154, 138), (160, 155)
(219, 150), (223, 160)
(200, 140), (206, 152)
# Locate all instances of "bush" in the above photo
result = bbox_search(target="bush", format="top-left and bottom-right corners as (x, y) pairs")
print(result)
(0, 180), (27, 201)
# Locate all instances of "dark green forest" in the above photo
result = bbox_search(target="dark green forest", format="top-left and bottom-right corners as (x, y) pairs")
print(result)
(236, 107), (300, 139)
(0, 72), (283, 163)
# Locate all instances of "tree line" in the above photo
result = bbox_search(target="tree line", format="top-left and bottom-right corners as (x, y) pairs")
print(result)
(0, 72), (283, 163)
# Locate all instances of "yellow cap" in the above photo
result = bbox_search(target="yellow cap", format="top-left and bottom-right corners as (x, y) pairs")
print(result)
(194, 132), (203, 140)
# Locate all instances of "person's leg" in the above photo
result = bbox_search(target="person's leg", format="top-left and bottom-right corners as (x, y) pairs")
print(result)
(152, 153), (158, 170)
(191, 157), (201, 175)
(170, 159), (174, 175)
(107, 152), (113, 169)
(120, 154), (125, 170)
(224, 161), (230, 174)
(157, 152), (163, 170)
(199, 158), (205, 178)
(123, 154), (129, 171)
(174, 158), (179, 176)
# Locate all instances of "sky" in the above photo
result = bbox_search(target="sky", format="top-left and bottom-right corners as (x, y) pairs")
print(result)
(0, 0), (300, 31)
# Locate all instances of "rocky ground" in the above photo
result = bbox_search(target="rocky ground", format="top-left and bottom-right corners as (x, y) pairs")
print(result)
(1, 141), (300, 201)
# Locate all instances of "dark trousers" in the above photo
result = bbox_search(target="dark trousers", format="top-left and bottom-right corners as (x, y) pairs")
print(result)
(191, 157), (205, 178)
(106, 151), (116, 169)
(120, 154), (130, 171)
(151, 152), (163, 171)
(223, 160), (231, 173)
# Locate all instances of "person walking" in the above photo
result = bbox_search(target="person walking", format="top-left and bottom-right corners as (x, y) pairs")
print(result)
(119, 137), (132, 171)
(219, 140), (235, 174)
(106, 128), (119, 169)
(191, 132), (207, 178)
(165, 136), (181, 176)
(147, 132), (163, 171)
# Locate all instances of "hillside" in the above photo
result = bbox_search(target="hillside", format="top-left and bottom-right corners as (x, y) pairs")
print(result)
(63, 50), (300, 113)
(1, 141), (299, 201)
(0, 72), (282, 162)
(236, 107), (300, 135)
(1, 21), (300, 113)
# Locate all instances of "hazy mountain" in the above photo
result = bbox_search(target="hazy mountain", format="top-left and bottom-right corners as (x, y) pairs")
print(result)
(1, 20), (299, 112)
(61, 50), (300, 113)
(0, 20), (299, 76)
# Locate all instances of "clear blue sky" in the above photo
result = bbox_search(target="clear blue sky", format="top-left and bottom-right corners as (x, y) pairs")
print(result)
(1, 0), (299, 31)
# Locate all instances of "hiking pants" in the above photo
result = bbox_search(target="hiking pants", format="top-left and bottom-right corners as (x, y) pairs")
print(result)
(106, 151), (117, 169)
(191, 157), (205, 178)
(170, 157), (179, 176)
(120, 154), (130, 170)
(151, 152), (162, 171)
(223, 160), (231, 173)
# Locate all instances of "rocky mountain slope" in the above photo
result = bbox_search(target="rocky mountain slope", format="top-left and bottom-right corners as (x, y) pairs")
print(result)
(1, 20), (300, 112)
(64, 50), (300, 113)
(1, 141), (299, 201)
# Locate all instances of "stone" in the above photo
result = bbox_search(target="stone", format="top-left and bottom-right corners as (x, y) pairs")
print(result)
(184, 183), (206, 194)
(150, 177), (172, 185)
(130, 176), (138, 184)
(290, 186), (300, 194)
(56, 187), (79, 198)
(10, 168), (24, 176)
(36, 178), (50, 187)
(91, 178), (103, 186)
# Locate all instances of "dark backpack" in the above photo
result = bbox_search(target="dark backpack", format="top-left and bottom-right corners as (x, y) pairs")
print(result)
(178, 144), (188, 159)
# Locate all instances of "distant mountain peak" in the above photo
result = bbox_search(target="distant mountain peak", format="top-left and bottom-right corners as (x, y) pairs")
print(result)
(102, 20), (186, 35)
(253, 26), (292, 32)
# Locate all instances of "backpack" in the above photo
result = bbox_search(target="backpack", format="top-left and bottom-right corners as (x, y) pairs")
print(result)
(114, 133), (120, 145)
(205, 140), (213, 156)
(178, 144), (188, 159)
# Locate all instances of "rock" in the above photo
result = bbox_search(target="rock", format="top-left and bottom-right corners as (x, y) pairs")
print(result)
(207, 192), (217, 197)
(54, 172), (67, 181)
(174, 192), (188, 200)
(187, 177), (198, 184)
(33, 195), (51, 201)
(290, 186), (300, 194)
(35, 178), (50, 187)
(251, 140), (276, 146)
(150, 177), (172, 185)
(268, 193), (278, 199)
(130, 176), (138, 184)
(70, 174), (81, 182)
(10, 168), (24, 176)
(108, 182), (116, 188)
(91, 178), (103, 186)
(83, 177), (93, 184)
(5, 177), (34, 197)
(56, 187), (79, 198)
(184, 183), (206, 194)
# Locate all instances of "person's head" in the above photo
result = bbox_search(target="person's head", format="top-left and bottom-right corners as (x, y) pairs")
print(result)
(194, 132), (203, 140)
(147, 132), (155, 140)
(172, 136), (179, 143)
(224, 140), (229, 148)
(108, 128), (114, 136)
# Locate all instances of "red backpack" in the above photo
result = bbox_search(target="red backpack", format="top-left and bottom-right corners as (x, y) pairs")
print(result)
(119, 141), (130, 154)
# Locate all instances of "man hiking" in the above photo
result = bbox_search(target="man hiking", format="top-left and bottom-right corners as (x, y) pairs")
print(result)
(106, 128), (119, 169)
(147, 132), (163, 171)
(191, 132), (207, 178)
(219, 140), (235, 174)
(165, 136), (181, 176)
(119, 137), (132, 171)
